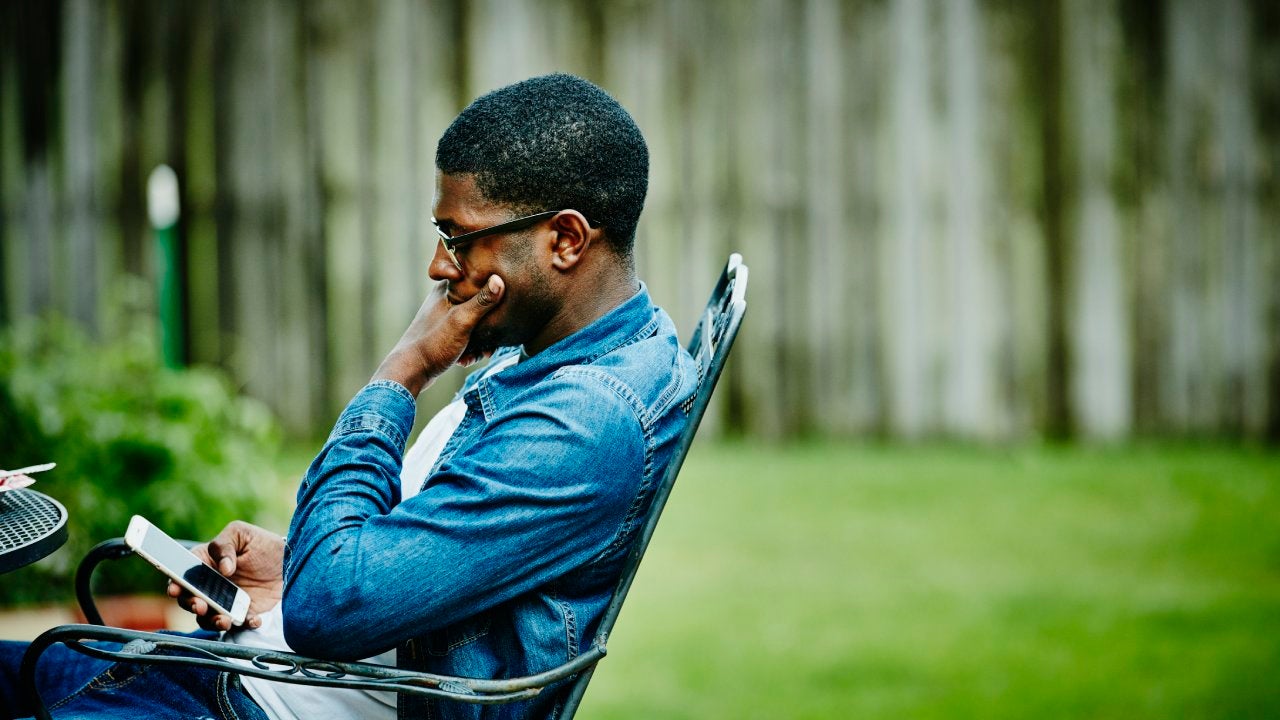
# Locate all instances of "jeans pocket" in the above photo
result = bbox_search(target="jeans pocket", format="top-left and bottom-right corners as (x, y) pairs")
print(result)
(425, 610), (494, 657)
(215, 670), (268, 720)
(47, 653), (150, 711)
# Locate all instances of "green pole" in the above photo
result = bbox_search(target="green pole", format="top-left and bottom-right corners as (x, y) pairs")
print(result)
(147, 164), (183, 369)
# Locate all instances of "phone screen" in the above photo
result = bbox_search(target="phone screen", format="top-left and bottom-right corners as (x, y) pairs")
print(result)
(138, 524), (240, 612)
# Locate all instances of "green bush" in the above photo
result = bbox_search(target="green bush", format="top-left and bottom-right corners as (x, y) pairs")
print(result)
(0, 317), (279, 605)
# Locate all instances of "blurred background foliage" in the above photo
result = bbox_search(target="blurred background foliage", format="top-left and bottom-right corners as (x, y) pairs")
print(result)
(0, 301), (277, 603)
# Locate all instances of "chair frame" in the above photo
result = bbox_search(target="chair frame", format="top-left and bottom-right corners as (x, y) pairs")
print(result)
(20, 253), (749, 720)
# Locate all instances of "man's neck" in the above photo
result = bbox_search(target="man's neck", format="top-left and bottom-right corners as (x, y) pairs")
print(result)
(525, 270), (639, 356)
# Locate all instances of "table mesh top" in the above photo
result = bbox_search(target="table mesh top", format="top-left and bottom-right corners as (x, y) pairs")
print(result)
(0, 489), (65, 550)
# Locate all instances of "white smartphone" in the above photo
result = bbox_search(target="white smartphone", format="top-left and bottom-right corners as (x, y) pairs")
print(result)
(124, 514), (251, 627)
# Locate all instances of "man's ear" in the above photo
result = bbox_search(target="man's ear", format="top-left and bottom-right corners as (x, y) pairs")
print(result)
(549, 210), (595, 271)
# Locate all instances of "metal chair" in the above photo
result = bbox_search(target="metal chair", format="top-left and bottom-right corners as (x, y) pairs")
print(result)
(20, 253), (749, 719)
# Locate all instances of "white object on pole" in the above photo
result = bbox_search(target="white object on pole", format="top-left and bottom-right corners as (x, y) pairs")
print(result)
(147, 164), (180, 229)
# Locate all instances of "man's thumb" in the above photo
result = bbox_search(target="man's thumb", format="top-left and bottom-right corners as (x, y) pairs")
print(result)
(209, 540), (236, 577)
(468, 275), (504, 311)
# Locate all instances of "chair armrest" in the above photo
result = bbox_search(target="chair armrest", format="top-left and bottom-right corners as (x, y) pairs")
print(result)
(20, 625), (606, 720)
(75, 537), (198, 626)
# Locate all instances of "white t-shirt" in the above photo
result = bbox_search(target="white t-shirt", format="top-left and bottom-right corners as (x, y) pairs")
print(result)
(228, 354), (519, 720)
(224, 603), (399, 719)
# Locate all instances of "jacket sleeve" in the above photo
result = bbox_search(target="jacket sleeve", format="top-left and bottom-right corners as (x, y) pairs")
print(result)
(281, 375), (645, 659)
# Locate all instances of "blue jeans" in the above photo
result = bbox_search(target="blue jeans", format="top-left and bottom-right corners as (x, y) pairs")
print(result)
(0, 634), (267, 720)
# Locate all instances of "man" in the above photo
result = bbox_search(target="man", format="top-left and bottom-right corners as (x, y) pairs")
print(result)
(1, 73), (697, 720)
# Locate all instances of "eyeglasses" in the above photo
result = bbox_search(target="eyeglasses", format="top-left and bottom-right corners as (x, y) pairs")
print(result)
(431, 210), (563, 270)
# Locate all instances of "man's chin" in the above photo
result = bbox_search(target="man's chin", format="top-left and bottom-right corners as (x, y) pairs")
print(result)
(461, 339), (497, 362)
(465, 318), (514, 360)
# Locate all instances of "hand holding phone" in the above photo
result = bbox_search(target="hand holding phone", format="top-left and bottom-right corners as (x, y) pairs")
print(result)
(125, 515), (252, 627)
(165, 519), (285, 631)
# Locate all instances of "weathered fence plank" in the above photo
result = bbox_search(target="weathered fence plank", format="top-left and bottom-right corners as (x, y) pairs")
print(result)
(886, 0), (933, 438)
(943, 0), (999, 438)
(1065, 0), (1130, 440)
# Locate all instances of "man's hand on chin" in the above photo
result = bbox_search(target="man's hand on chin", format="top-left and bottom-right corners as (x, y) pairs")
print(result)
(372, 274), (505, 396)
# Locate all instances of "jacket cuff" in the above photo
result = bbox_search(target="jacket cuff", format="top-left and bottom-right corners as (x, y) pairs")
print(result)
(328, 380), (417, 450)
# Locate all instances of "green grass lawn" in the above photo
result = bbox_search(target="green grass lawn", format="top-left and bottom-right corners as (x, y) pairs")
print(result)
(566, 442), (1280, 719)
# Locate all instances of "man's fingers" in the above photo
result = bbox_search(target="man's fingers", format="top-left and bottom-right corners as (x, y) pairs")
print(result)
(183, 596), (208, 616)
(189, 603), (235, 632)
(197, 613), (224, 632)
(458, 349), (494, 367)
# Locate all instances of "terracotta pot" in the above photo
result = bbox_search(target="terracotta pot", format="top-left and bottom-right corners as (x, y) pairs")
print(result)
(73, 594), (173, 630)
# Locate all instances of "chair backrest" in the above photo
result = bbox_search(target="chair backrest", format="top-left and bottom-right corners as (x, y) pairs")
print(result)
(558, 253), (749, 717)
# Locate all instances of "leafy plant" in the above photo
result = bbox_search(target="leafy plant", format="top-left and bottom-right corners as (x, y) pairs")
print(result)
(0, 316), (279, 605)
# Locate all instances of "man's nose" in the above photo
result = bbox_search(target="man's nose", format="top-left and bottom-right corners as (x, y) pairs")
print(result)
(428, 241), (463, 282)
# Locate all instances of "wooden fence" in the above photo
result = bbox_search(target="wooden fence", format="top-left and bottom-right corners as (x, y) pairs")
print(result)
(2, 0), (1278, 441)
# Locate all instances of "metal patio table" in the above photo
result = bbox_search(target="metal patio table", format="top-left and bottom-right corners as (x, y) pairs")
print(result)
(0, 489), (68, 574)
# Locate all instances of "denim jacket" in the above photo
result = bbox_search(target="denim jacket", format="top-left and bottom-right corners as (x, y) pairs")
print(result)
(282, 286), (697, 719)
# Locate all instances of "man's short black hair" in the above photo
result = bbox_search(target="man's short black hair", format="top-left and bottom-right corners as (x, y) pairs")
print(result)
(436, 73), (649, 256)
